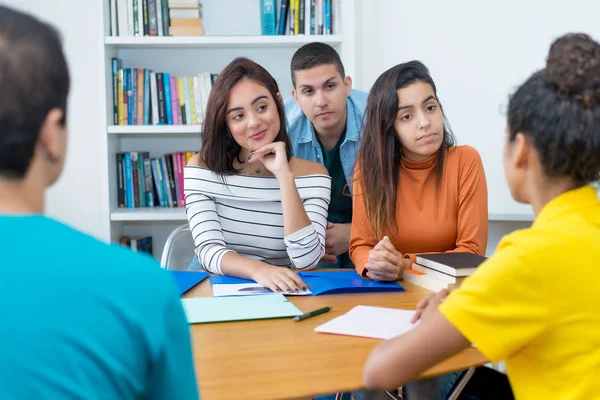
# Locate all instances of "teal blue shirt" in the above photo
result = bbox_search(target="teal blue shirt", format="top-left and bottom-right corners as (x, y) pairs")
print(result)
(0, 215), (198, 400)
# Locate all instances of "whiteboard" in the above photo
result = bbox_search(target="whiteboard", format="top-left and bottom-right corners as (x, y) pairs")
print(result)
(357, 0), (600, 219)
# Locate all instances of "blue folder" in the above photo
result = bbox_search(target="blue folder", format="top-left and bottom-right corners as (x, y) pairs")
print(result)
(210, 271), (403, 295)
(170, 271), (209, 295)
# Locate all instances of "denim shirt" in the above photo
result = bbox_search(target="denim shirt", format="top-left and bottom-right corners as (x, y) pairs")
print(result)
(284, 89), (368, 194)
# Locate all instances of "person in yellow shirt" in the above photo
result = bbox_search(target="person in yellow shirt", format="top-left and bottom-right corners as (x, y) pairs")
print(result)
(362, 32), (600, 400)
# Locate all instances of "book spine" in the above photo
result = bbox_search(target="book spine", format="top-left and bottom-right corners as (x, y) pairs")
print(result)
(143, 69), (151, 124)
(156, 72), (166, 124)
(137, 68), (144, 125)
(131, 151), (140, 207)
(183, 77), (191, 125)
(192, 76), (201, 124)
(148, 0), (158, 36)
(161, 0), (170, 36)
(277, 0), (289, 35)
(188, 77), (197, 125)
(124, 152), (133, 208)
(132, 0), (140, 36)
(333, 0), (339, 34)
(170, 76), (179, 125)
(164, 154), (178, 207)
(177, 152), (185, 206)
(163, 73), (173, 125)
(112, 58), (120, 124)
(150, 71), (159, 125)
(131, 68), (138, 125)
(203, 72), (212, 119)
(116, 153), (125, 208)
(117, 0), (129, 36)
(304, 0), (310, 35)
(298, 0), (305, 34)
(142, 0), (149, 35)
(110, 0), (118, 36)
(159, 156), (173, 207)
(261, 0), (276, 35)
(117, 69), (124, 125)
(143, 153), (154, 207)
(127, 0), (135, 36)
(126, 68), (133, 125)
(156, 0), (164, 36)
(324, 0), (330, 35)
(172, 153), (181, 207)
(137, 152), (146, 207)
(310, 0), (315, 34)
(151, 158), (165, 207)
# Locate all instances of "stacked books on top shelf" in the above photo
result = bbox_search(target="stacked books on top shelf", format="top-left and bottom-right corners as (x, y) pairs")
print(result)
(169, 0), (203, 36)
(109, 0), (203, 37)
(403, 252), (488, 292)
(116, 151), (195, 209)
(263, 0), (340, 36)
(111, 58), (217, 126)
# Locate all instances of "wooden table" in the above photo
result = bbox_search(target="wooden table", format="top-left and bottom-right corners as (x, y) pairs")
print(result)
(185, 277), (487, 400)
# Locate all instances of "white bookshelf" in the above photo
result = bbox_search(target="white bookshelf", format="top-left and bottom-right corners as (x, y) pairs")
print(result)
(105, 35), (343, 48)
(101, 0), (358, 259)
(110, 208), (186, 221)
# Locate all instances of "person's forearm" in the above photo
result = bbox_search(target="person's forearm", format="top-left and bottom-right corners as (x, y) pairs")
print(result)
(220, 252), (269, 280)
(278, 171), (312, 236)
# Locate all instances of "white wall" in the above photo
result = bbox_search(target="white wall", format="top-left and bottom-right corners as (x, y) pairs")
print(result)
(355, 0), (600, 254)
(2, 0), (110, 241)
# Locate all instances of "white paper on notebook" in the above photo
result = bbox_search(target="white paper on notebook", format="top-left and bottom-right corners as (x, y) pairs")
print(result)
(212, 283), (312, 297)
(314, 305), (419, 340)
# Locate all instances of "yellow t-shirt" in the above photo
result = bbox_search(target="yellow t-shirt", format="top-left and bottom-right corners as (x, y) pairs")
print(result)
(440, 186), (600, 400)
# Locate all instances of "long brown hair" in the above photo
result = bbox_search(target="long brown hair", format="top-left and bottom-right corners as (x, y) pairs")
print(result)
(356, 61), (456, 238)
(200, 57), (293, 175)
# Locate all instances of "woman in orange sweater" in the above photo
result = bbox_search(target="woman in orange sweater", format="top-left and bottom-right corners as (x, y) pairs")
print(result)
(350, 61), (497, 400)
(350, 61), (488, 282)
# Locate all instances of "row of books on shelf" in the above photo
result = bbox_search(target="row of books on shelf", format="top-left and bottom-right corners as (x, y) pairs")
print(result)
(119, 235), (154, 255)
(111, 58), (216, 126)
(263, 0), (339, 36)
(110, 0), (204, 37)
(402, 252), (487, 292)
(116, 151), (195, 209)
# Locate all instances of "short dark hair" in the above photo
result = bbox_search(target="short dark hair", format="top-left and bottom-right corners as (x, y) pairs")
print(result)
(0, 6), (70, 179)
(290, 42), (345, 87)
(200, 57), (292, 175)
(508, 33), (600, 185)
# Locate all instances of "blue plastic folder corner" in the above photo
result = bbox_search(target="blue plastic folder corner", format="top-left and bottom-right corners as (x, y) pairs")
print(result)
(170, 271), (209, 295)
(181, 294), (302, 324)
(210, 271), (403, 295)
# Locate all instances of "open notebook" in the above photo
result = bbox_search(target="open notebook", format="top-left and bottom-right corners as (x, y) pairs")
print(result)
(315, 305), (418, 340)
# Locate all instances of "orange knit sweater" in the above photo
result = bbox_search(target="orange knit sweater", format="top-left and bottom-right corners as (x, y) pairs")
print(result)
(350, 145), (488, 277)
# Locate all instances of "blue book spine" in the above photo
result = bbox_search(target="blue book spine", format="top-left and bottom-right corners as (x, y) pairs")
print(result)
(124, 152), (134, 208)
(261, 0), (276, 35)
(324, 0), (330, 34)
(126, 69), (133, 125)
(143, 69), (150, 125)
(277, 0), (289, 35)
(163, 73), (173, 125)
(310, 0), (315, 34)
(131, 68), (138, 125)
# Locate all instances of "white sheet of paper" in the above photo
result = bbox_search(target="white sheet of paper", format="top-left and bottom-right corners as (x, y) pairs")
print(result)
(315, 305), (418, 339)
(212, 283), (312, 297)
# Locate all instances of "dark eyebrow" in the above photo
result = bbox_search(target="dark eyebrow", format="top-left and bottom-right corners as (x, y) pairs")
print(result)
(398, 95), (437, 111)
(299, 76), (338, 90)
(226, 95), (269, 114)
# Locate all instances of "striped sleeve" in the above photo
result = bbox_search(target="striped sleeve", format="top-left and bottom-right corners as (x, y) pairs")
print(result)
(283, 188), (330, 270)
(184, 190), (234, 275)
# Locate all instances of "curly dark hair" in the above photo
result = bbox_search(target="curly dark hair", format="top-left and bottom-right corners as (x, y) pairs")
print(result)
(507, 33), (600, 185)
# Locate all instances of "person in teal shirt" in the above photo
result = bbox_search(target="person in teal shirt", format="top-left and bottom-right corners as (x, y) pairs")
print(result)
(0, 6), (198, 399)
(285, 42), (368, 270)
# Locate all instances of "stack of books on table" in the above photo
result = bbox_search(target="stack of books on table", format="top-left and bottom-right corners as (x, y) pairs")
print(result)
(403, 252), (487, 292)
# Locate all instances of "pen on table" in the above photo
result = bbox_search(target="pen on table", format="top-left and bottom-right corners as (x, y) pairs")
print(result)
(293, 306), (332, 322)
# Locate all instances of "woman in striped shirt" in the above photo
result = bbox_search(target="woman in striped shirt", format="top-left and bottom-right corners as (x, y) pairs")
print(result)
(185, 57), (331, 293)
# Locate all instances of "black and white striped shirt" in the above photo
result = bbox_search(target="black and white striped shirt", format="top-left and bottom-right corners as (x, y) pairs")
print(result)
(184, 166), (331, 274)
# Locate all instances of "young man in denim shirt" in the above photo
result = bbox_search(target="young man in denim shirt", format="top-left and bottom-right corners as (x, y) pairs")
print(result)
(285, 43), (368, 269)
